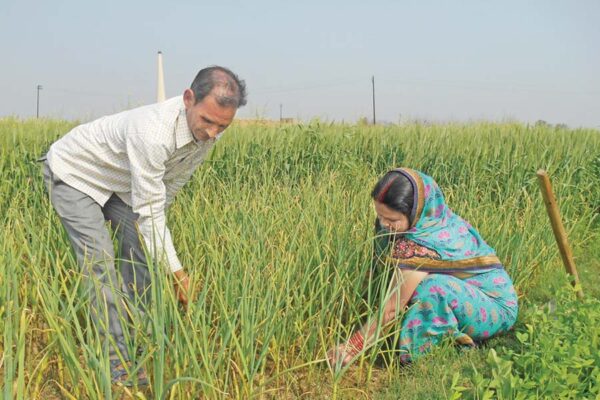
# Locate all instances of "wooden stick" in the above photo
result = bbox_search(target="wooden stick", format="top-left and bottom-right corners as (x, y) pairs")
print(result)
(536, 169), (584, 299)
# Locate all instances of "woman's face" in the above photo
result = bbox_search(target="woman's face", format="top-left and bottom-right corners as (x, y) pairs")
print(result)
(374, 201), (410, 233)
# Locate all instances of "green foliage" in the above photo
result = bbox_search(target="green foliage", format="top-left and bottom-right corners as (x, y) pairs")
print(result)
(1, 118), (599, 399)
(208, 121), (405, 186)
(451, 282), (600, 399)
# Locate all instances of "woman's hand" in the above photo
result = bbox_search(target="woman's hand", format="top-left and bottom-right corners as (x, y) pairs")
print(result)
(327, 343), (356, 368)
(327, 330), (365, 368)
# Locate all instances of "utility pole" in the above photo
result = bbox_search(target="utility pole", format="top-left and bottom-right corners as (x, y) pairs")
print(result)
(36, 84), (43, 118)
(371, 76), (376, 125)
(279, 103), (282, 122)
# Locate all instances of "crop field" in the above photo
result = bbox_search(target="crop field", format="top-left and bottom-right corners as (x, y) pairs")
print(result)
(1, 118), (599, 399)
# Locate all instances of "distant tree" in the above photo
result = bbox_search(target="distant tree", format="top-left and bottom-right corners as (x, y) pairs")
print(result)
(357, 116), (369, 126)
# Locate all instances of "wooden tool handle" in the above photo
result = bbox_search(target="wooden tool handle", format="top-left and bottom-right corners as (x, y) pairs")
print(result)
(536, 169), (583, 299)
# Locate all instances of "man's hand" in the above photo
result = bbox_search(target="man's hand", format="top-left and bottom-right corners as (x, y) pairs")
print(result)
(173, 269), (190, 309)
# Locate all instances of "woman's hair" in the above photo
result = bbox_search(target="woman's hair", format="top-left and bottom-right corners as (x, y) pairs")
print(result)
(371, 171), (414, 222)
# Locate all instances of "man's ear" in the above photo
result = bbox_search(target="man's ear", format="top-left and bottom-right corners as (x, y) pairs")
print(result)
(183, 89), (195, 108)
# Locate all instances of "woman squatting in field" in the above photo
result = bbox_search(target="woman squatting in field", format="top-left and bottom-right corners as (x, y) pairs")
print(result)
(327, 168), (519, 367)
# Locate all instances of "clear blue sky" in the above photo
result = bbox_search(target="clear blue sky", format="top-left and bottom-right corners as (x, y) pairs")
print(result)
(1, 0), (599, 127)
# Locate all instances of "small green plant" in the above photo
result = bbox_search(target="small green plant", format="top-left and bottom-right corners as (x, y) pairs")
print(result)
(452, 281), (600, 399)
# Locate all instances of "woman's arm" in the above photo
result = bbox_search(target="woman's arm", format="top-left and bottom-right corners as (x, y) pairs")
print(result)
(366, 269), (429, 337)
(327, 269), (429, 367)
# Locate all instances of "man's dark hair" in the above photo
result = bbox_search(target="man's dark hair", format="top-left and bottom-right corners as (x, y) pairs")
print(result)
(371, 171), (414, 224)
(190, 66), (247, 108)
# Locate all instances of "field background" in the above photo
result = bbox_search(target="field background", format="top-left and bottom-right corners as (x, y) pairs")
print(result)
(1, 118), (599, 399)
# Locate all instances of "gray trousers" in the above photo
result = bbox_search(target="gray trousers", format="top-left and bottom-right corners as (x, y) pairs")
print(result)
(42, 160), (151, 360)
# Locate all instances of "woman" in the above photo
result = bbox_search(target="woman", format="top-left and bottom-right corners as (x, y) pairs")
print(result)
(328, 168), (518, 366)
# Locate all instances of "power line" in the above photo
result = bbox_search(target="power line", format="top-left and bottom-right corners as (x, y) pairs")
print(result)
(43, 87), (133, 98)
(252, 75), (600, 96)
(377, 77), (600, 96)
(252, 78), (365, 95)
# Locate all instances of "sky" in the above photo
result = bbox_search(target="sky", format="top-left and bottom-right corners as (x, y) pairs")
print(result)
(1, 0), (599, 128)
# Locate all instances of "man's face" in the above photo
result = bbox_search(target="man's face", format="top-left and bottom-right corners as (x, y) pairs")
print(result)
(183, 89), (236, 141)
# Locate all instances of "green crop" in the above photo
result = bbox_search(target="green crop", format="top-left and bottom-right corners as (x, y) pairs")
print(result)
(1, 117), (598, 399)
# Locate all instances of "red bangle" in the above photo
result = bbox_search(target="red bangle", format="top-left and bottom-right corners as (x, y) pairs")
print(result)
(347, 331), (365, 357)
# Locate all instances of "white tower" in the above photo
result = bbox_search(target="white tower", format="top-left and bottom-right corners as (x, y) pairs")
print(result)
(156, 51), (166, 102)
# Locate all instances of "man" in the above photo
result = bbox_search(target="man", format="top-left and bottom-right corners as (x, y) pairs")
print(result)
(41, 66), (246, 385)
